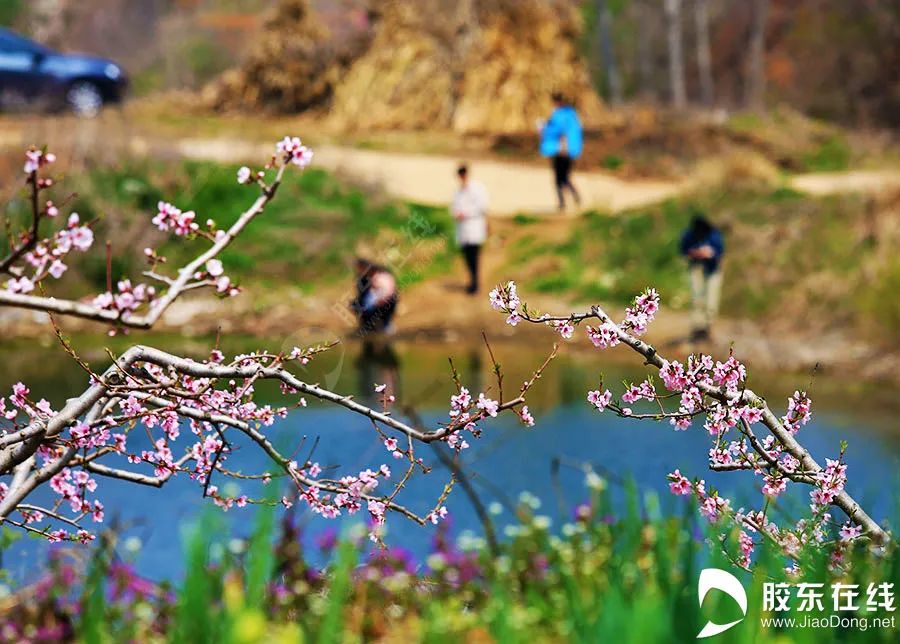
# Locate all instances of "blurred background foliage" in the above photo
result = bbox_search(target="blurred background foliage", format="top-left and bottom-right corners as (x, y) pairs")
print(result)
(5, 0), (899, 127)
(1, 480), (896, 643)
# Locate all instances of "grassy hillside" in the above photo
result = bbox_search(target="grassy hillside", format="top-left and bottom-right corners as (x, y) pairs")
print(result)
(4, 158), (896, 347)
(504, 187), (900, 344)
(27, 160), (456, 294)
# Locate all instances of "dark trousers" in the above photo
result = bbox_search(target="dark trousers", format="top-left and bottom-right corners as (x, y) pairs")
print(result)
(461, 244), (481, 292)
(552, 154), (580, 210)
(358, 298), (397, 335)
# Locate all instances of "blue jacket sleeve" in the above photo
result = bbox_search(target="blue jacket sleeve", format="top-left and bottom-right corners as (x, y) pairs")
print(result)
(709, 230), (724, 258)
(680, 231), (692, 257)
(540, 110), (564, 157)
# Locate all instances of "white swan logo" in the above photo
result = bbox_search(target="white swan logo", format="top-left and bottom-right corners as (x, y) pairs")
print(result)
(697, 568), (748, 639)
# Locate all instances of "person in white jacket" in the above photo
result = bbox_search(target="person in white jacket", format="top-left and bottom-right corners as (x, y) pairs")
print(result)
(451, 164), (489, 294)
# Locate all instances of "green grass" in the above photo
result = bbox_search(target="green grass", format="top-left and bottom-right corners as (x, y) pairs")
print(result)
(722, 109), (860, 172)
(601, 154), (625, 170)
(512, 213), (541, 225)
(506, 188), (898, 340)
(0, 0), (22, 27)
(6, 480), (895, 642)
(49, 160), (456, 293)
(5, 158), (896, 344)
(509, 202), (691, 307)
(802, 135), (853, 172)
(858, 257), (900, 344)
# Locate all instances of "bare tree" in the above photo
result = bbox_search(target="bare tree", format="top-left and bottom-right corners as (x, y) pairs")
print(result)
(594, 0), (622, 106)
(633, 0), (656, 101)
(745, 0), (769, 110)
(694, 0), (714, 106)
(664, 0), (687, 108)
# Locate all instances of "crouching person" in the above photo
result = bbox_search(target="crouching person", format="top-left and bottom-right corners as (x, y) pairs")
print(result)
(351, 258), (398, 336)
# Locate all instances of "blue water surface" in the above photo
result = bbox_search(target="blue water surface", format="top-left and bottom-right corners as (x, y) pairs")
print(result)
(2, 341), (898, 582)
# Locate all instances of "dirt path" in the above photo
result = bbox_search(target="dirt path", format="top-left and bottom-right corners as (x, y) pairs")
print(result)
(3, 114), (898, 214)
(174, 138), (686, 215)
(788, 170), (900, 196)
(173, 137), (900, 215)
(311, 145), (688, 215)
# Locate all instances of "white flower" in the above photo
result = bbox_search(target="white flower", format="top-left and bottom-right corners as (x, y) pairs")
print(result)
(206, 259), (224, 277)
(6, 276), (34, 293)
(70, 226), (94, 251)
(48, 260), (67, 279)
(585, 470), (607, 491)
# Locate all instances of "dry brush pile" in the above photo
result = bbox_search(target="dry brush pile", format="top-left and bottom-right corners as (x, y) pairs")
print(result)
(207, 0), (607, 134)
(203, 0), (368, 114)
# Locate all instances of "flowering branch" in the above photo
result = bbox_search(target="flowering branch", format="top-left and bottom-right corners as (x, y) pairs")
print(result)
(0, 149), (54, 275)
(0, 260), (556, 541)
(0, 140), (557, 545)
(0, 140), (312, 331)
(488, 281), (889, 568)
(0, 334), (551, 543)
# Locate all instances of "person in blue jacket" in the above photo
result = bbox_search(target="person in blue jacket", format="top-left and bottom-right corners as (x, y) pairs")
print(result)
(539, 92), (583, 211)
(680, 214), (725, 341)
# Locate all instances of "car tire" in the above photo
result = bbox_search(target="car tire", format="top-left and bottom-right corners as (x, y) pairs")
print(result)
(0, 88), (29, 112)
(66, 81), (104, 117)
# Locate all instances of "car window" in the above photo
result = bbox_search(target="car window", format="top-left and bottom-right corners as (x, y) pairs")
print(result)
(0, 50), (36, 73)
(0, 30), (50, 55)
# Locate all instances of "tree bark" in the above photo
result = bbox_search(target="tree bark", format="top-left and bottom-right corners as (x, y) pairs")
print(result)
(664, 0), (687, 108)
(745, 0), (769, 110)
(694, 0), (714, 106)
(595, 0), (622, 105)
(635, 0), (655, 101)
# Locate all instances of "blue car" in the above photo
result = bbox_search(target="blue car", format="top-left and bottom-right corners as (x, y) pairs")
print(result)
(0, 28), (127, 117)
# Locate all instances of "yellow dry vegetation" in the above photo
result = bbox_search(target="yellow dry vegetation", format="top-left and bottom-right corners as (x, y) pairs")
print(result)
(208, 0), (606, 134)
(331, 0), (605, 134)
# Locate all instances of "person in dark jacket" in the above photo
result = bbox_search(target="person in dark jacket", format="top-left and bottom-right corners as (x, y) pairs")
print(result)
(539, 92), (583, 212)
(350, 258), (398, 335)
(680, 215), (724, 340)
